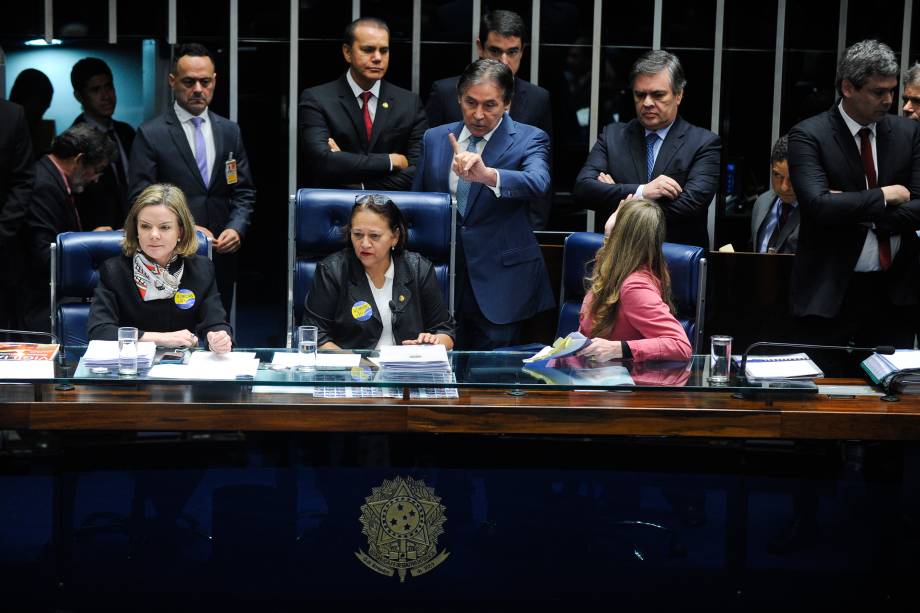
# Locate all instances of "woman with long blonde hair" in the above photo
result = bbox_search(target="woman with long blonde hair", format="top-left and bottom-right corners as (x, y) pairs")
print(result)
(578, 198), (691, 362)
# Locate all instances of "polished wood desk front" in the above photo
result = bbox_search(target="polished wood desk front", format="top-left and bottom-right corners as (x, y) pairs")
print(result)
(3, 383), (920, 441)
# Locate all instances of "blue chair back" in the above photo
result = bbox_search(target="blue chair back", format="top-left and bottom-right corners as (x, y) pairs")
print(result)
(288, 188), (452, 346)
(557, 232), (707, 352)
(53, 230), (210, 347)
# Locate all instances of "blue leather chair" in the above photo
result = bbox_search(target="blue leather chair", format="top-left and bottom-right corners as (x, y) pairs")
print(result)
(557, 232), (707, 352)
(51, 230), (211, 348)
(287, 188), (453, 347)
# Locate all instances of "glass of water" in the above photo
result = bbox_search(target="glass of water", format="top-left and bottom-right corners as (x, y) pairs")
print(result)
(297, 325), (318, 372)
(709, 335), (732, 384)
(118, 326), (139, 376)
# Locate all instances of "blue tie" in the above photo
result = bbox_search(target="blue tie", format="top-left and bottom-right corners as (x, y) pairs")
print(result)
(455, 135), (483, 217)
(191, 116), (209, 186)
(646, 132), (659, 182)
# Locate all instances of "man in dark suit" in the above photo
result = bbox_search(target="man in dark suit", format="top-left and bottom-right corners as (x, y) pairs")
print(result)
(751, 135), (800, 254)
(129, 43), (256, 315)
(788, 39), (920, 376)
(70, 57), (135, 231)
(574, 50), (720, 249)
(902, 62), (920, 122)
(413, 60), (554, 349)
(24, 124), (115, 331)
(0, 100), (34, 330)
(299, 17), (427, 191)
(425, 10), (553, 229)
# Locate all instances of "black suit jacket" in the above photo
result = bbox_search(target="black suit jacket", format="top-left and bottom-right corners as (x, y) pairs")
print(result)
(87, 254), (230, 341)
(298, 75), (427, 190)
(788, 107), (920, 318)
(128, 107), (256, 237)
(304, 248), (455, 349)
(71, 114), (135, 230)
(0, 100), (34, 276)
(425, 75), (554, 229)
(23, 156), (82, 328)
(573, 116), (721, 248)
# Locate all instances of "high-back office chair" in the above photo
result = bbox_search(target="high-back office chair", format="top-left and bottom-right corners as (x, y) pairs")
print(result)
(51, 230), (211, 348)
(287, 188), (452, 347)
(557, 232), (707, 352)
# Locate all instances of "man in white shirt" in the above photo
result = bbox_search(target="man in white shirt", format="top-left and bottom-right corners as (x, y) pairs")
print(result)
(788, 39), (920, 375)
(298, 17), (427, 191)
(129, 43), (256, 314)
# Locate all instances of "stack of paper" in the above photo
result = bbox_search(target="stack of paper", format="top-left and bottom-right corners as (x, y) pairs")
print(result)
(270, 351), (361, 370)
(734, 352), (824, 380)
(147, 350), (259, 380)
(377, 344), (450, 372)
(861, 350), (920, 392)
(83, 340), (157, 369)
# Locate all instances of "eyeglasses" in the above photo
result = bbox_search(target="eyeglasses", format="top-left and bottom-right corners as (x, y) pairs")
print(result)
(354, 194), (393, 207)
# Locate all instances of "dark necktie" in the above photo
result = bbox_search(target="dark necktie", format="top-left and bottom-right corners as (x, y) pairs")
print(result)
(360, 91), (374, 142)
(767, 201), (793, 251)
(646, 132), (658, 181)
(456, 136), (483, 217)
(858, 127), (890, 270)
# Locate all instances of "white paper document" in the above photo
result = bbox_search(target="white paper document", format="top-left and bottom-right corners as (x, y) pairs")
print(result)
(378, 344), (449, 370)
(83, 340), (157, 368)
(148, 351), (259, 379)
(270, 352), (361, 370)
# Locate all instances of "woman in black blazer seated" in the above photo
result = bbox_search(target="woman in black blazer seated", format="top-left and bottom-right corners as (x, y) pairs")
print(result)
(87, 183), (232, 352)
(304, 194), (455, 349)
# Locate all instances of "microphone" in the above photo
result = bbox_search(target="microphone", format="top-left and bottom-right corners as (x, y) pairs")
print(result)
(738, 341), (895, 380)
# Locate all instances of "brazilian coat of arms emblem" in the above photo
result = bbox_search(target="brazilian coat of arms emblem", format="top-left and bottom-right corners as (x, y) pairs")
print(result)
(355, 476), (449, 582)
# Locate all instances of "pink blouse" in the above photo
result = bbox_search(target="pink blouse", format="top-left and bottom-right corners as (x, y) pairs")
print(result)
(578, 270), (692, 362)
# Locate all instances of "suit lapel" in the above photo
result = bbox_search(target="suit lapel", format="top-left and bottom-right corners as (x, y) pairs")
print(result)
(369, 81), (392, 150)
(346, 257), (383, 327)
(628, 121), (647, 182)
(652, 116), (686, 178)
(752, 193), (774, 234)
(466, 114), (514, 217)
(337, 75), (369, 150)
(830, 108), (865, 187)
(166, 108), (206, 189)
(776, 204), (799, 250)
(208, 113), (225, 192)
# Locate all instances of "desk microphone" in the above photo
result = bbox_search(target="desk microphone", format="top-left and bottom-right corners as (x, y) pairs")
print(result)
(738, 341), (895, 379)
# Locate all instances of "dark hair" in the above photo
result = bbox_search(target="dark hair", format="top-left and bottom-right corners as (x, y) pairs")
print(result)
(629, 49), (687, 94)
(50, 123), (116, 167)
(9, 68), (54, 111)
(347, 194), (408, 254)
(479, 9), (526, 44)
(770, 135), (789, 165)
(457, 59), (515, 105)
(70, 57), (112, 93)
(836, 39), (898, 96)
(172, 42), (214, 73)
(343, 17), (390, 46)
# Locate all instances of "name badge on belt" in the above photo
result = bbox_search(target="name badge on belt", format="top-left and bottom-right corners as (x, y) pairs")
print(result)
(225, 152), (238, 185)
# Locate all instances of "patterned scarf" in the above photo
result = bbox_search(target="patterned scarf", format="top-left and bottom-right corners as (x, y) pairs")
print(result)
(133, 251), (185, 301)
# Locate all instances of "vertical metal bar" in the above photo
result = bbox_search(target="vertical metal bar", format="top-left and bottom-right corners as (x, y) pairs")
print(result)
(653, 0), (663, 50)
(899, 0), (912, 104)
(472, 0), (481, 62)
(44, 0), (53, 43)
(586, 0), (602, 232)
(287, 0), (299, 347)
(230, 0), (238, 122)
(353, 0), (361, 20)
(108, 0), (117, 44)
(412, 0), (421, 94)
(168, 0), (177, 45)
(709, 0), (724, 251)
(837, 0), (848, 63)
(771, 0), (786, 147)
(530, 0), (540, 85)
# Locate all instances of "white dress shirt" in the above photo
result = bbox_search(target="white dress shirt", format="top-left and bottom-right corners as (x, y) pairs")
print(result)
(173, 101), (216, 183)
(367, 259), (395, 349)
(449, 119), (503, 204)
(837, 101), (901, 271)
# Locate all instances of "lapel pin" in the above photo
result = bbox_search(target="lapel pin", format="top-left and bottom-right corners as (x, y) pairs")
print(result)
(382, 102), (389, 109)
(399, 294), (405, 302)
